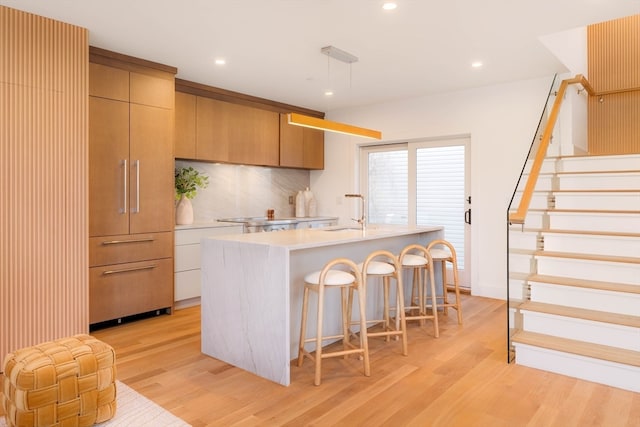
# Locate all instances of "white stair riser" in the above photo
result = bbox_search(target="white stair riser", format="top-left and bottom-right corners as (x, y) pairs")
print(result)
(512, 192), (549, 209)
(558, 173), (640, 190)
(559, 155), (640, 173)
(536, 257), (640, 285)
(519, 211), (546, 229)
(509, 232), (539, 251)
(509, 253), (535, 275)
(519, 174), (554, 192)
(543, 233), (640, 258)
(514, 343), (640, 393)
(530, 282), (640, 317)
(553, 193), (640, 210)
(549, 212), (640, 233)
(521, 310), (640, 351)
(509, 278), (527, 300)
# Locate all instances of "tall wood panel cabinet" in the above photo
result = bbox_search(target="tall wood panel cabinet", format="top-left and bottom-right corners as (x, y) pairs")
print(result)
(88, 47), (177, 325)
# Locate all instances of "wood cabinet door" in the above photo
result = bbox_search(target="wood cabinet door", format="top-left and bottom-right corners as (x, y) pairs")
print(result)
(89, 96), (130, 237)
(89, 63), (129, 101)
(196, 96), (229, 162)
(279, 114), (324, 169)
(303, 127), (324, 170)
(228, 103), (279, 166)
(279, 113), (304, 167)
(175, 92), (196, 159)
(129, 104), (175, 234)
(89, 257), (174, 324)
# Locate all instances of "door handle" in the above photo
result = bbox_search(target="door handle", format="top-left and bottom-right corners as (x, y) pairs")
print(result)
(120, 159), (127, 214)
(102, 264), (157, 275)
(132, 160), (140, 213)
(465, 208), (471, 225)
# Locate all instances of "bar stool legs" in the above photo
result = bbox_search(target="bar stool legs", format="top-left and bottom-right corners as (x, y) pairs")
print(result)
(399, 244), (439, 338)
(353, 250), (408, 356)
(426, 239), (463, 325)
(297, 258), (370, 386)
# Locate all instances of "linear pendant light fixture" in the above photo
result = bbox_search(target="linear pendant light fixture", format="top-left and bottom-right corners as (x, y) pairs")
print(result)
(288, 113), (382, 140)
(287, 45), (382, 140)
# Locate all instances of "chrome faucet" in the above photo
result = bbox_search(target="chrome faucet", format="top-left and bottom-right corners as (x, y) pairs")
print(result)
(345, 194), (366, 232)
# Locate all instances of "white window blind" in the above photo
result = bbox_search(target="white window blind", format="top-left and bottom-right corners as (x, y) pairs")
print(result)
(416, 145), (465, 269)
(367, 150), (408, 225)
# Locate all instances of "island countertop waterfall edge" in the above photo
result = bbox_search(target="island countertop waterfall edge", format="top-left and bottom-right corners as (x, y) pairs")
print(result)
(200, 225), (445, 386)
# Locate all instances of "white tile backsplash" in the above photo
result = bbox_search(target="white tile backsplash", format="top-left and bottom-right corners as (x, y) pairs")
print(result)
(175, 160), (310, 221)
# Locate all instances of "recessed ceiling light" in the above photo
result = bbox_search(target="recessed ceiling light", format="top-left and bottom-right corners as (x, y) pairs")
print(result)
(324, 90), (334, 96)
(382, 2), (397, 10)
(215, 58), (226, 65)
(471, 61), (483, 68)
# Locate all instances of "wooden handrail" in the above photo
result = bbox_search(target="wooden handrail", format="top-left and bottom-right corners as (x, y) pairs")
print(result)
(509, 75), (593, 224)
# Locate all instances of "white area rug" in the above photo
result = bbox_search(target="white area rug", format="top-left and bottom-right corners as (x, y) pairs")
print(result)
(1, 381), (190, 427)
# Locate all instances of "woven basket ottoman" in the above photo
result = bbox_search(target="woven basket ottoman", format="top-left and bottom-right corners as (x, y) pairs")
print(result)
(1, 334), (116, 427)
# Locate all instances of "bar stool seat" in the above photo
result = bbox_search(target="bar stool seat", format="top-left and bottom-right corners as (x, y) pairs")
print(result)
(297, 258), (370, 386)
(398, 244), (439, 338)
(353, 251), (408, 355)
(427, 239), (463, 324)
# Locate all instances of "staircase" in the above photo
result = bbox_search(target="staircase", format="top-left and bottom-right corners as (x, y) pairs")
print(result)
(508, 153), (640, 393)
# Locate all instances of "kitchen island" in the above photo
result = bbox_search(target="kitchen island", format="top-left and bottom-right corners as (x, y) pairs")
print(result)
(201, 225), (444, 385)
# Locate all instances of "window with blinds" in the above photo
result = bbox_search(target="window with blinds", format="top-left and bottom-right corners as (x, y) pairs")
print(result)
(367, 149), (408, 224)
(364, 141), (467, 271)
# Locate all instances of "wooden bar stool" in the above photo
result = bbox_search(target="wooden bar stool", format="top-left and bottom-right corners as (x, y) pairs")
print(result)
(297, 258), (370, 386)
(351, 250), (408, 355)
(398, 244), (439, 338)
(426, 239), (463, 324)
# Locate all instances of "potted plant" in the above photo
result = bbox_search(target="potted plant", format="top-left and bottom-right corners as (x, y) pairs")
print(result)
(174, 166), (209, 225)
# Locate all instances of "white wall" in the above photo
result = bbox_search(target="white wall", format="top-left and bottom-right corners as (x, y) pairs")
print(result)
(310, 76), (554, 299)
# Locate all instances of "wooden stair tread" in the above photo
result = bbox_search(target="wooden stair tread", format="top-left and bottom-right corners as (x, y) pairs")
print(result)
(534, 250), (640, 265)
(519, 300), (640, 328)
(512, 331), (640, 367)
(526, 208), (640, 214)
(551, 189), (640, 193)
(510, 227), (640, 239)
(528, 274), (640, 295)
(556, 169), (640, 176)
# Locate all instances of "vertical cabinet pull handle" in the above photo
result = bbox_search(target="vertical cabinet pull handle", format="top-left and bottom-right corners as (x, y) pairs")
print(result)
(134, 160), (140, 213)
(121, 159), (127, 214)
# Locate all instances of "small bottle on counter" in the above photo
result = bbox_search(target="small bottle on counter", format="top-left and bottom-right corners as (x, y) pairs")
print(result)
(303, 187), (313, 217)
(295, 190), (306, 217)
(307, 196), (317, 217)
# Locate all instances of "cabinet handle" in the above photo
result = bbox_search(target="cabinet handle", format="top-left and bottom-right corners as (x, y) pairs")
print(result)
(101, 237), (155, 245)
(102, 264), (157, 275)
(133, 160), (140, 213)
(120, 159), (127, 214)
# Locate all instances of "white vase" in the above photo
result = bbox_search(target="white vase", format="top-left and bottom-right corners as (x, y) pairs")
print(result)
(176, 195), (194, 225)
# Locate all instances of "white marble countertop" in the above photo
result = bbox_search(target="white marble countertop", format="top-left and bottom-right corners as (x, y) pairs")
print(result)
(202, 224), (443, 250)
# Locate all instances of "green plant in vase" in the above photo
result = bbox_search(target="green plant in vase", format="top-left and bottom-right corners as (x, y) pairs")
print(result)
(174, 166), (209, 224)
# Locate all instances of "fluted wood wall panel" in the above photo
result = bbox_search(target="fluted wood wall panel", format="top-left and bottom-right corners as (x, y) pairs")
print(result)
(1, 6), (88, 361)
(587, 14), (640, 154)
(588, 91), (640, 154)
(588, 14), (640, 93)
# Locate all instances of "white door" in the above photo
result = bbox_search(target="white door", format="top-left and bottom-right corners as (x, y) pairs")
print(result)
(412, 138), (470, 287)
(361, 136), (471, 288)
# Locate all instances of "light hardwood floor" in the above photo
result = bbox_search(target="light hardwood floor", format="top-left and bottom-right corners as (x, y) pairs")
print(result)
(3, 295), (639, 426)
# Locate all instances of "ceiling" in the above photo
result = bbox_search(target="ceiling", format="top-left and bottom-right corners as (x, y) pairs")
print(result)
(2, 0), (639, 112)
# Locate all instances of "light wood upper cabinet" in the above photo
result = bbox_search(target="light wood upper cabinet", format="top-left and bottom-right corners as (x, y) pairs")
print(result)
(228, 103), (279, 166)
(279, 114), (324, 169)
(196, 96), (230, 162)
(175, 92), (196, 159)
(89, 62), (129, 101)
(176, 87), (324, 169)
(130, 71), (174, 109)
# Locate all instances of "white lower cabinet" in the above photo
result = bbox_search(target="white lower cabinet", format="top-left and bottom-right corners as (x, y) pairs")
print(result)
(174, 225), (243, 308)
